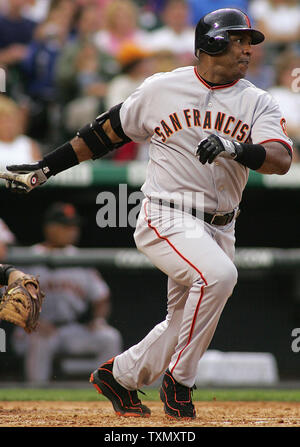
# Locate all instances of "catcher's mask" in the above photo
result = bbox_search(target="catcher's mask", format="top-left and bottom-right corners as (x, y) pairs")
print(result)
(194, 8), (265, 57)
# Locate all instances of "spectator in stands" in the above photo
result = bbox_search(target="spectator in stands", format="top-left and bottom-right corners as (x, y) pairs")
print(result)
(21, 0), (52, 23)
(140, 0), (168, 16)
(152, 49), (178, 74)
(12, 202), (123, 384)
(105, 42), (154, 109)
(76, 0), (110, 8)
(145, 0), (195, 67)
(61, 41), (110, 137)
(20, 1), (76, 146)
(137, 1), (181, 32)
(56, 3), (112, 95)
(249, 0), (300, 53)
(0, 0), (37, 99)
(55, 4), (116, 137)
(0, 0), (37, 62)
(245, 43), (275, 91)
(76, 0), (112, 20)
(268, 50), (300, 162)
(0, 95), (42, 171)
(187, 0), (250, 25)
(93, 0), (149, 57)
(105, 42), (156, 161)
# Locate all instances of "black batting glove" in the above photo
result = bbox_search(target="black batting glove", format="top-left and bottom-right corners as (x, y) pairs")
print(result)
(1, 162), (50, 193)
(197, 134), (243, 164)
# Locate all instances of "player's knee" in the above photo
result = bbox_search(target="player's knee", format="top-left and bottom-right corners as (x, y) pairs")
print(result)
(217, 260), (238, 299)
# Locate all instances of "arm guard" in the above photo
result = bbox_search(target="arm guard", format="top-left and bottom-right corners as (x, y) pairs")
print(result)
(77, 103), (132, 159)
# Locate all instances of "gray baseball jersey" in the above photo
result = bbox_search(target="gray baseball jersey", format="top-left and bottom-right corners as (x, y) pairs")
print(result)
(120, 65), (292, 212)
(25, 244), (110, 324)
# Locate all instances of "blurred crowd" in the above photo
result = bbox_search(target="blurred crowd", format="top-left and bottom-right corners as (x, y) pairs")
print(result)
(0, 0), (299, 163)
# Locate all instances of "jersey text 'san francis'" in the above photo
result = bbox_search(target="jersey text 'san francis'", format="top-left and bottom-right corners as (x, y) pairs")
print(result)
(154, 110), (250, 143)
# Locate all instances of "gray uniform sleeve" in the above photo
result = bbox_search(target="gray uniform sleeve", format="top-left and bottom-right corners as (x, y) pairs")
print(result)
(251, 92), (293, 153)
(119, 73), (162, 142)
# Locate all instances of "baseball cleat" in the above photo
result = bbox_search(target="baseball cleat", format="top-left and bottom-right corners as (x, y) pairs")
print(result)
(90, 358), (151, 418)
(160, 369), (196, 420)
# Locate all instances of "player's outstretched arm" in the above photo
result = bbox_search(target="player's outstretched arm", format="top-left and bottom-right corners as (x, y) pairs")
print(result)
(0, 104), (129, 193)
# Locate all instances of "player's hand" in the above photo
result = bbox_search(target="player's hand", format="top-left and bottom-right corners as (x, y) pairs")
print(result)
(0, 162), (49, 193)
(197, 134), (241, 164)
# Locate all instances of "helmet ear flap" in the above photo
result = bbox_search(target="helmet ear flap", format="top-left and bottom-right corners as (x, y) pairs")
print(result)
(195, 28), (230, 56)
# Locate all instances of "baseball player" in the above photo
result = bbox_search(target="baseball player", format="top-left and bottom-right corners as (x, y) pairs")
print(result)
(1, 9), (292, 419)
(12, 202), (123, 384)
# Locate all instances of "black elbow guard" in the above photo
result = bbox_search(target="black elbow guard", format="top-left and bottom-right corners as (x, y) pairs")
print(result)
(76, 103), (132, 160)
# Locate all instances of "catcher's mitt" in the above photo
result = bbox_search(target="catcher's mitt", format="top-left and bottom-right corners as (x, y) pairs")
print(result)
(0, 275), (45, 333)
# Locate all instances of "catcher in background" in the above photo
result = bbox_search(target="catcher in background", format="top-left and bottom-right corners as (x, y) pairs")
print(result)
(12, 202), (123, 385)
(0, 264), (44, 334)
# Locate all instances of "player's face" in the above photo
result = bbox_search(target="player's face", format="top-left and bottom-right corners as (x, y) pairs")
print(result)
(216, 32), (253, 81)
(44, 223), (80, 247)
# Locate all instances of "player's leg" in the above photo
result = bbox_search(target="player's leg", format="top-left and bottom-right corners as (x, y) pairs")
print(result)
(24, 330), (59, 384)
(113, 278), (189, 388)
(91, 199), (237, 417)
(90, 279), (188, 417)
(165, 220), (238, 388)
(113, 200), (237, 390)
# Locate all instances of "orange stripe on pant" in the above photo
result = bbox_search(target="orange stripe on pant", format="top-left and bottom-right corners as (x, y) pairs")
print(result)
(144, 199), (207, 375)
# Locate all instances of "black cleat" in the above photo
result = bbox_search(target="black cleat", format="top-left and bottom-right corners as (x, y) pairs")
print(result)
(160, 369), (196, 419)
(90, 358), (151, 418)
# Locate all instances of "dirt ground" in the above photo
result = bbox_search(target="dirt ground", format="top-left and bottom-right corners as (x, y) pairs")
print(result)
(0, 401), (300, 427)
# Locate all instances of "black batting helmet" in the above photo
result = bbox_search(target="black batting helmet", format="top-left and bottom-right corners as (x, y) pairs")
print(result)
(195, 8), (265, 56)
